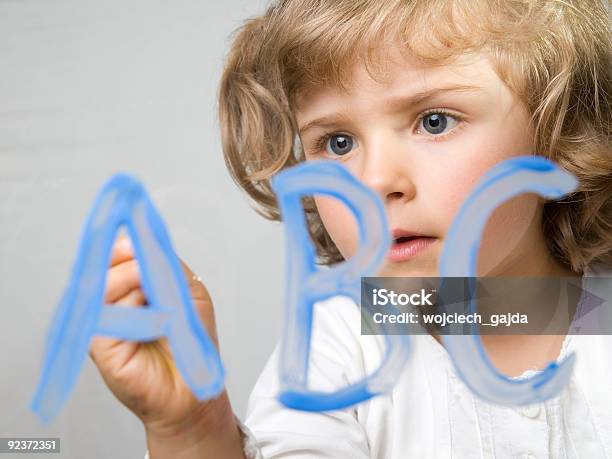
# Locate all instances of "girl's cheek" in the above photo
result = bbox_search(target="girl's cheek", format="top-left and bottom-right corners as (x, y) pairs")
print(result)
(477, 194), (542, 274)
(426, 161), (487, 230)
(431, 147), (542, 274)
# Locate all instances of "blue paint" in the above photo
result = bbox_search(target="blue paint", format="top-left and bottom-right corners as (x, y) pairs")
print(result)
(34, 155), (579, 420)
(31, 174), (224, 422)
(272, 156), (578, 410)
(439, 156), (578, 405)
(271, 161), (411, 412)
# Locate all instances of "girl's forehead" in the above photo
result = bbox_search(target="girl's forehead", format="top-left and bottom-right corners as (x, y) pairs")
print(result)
(294, 51), (501, 115)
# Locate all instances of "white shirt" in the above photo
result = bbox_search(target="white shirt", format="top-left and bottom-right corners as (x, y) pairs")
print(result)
(242, 264), (612, 458)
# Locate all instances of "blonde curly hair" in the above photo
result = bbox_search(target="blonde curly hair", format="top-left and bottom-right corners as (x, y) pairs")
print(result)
(218, 0), (611, 272)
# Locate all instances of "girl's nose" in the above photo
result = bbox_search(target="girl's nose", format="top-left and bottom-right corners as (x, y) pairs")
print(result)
(358, 136), (416, 204)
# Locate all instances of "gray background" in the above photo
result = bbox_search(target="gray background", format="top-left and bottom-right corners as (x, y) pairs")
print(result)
(0, 1), (284, 457)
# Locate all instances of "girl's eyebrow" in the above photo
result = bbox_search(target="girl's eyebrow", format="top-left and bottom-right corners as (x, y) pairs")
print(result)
(298, 84), (483, 136)
(385, 84), (484, 111)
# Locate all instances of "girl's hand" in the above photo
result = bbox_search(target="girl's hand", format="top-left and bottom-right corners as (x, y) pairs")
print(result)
(89, 237), (244, 458)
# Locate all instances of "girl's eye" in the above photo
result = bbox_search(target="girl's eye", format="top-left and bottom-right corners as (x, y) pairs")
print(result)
(419, 111), (460, 136)
(323, 134), (355, 156)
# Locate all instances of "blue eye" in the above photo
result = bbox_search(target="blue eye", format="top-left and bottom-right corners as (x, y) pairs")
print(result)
(325, 134), (354, 156)
(420, 112), (459, 135)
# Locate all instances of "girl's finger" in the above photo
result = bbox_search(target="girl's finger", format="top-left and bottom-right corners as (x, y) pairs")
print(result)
(116, 288), (146, 307)
(109, 236), (133, 267)
(104, 259), (141, 303)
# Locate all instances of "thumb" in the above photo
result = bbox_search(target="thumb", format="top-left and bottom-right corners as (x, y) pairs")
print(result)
(178, 260), (220, 349)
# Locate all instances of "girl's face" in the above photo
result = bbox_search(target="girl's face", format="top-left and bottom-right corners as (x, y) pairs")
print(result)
(295, 49), (566, 277)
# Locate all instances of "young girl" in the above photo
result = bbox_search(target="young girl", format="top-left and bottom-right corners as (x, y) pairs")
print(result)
(91, 0), (611, 457)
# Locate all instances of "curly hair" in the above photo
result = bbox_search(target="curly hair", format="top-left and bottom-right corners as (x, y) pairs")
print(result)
(218, 0), (611, 272)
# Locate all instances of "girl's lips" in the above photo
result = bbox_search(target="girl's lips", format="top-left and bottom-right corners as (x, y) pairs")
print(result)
(388, 236), (436, 262)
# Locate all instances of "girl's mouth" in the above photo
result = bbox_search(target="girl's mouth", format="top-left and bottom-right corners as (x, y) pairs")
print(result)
(388, 236), (436, 262)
